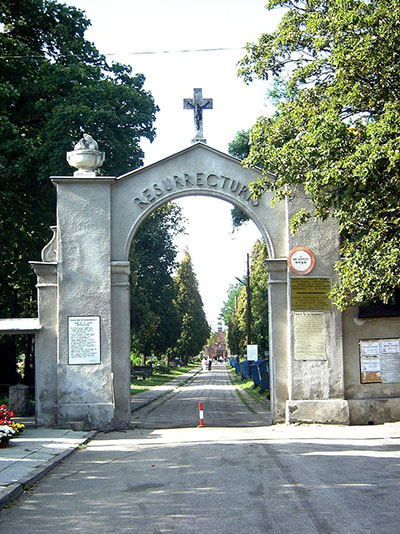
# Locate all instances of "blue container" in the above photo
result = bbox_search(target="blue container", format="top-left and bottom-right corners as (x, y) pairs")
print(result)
(240, 360), (250, 379)
(250, 360), (263, 386)
(230, 356), (240, 372)
(257, 360), (270, 391)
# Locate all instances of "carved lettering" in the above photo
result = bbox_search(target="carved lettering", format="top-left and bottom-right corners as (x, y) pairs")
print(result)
(229, 180), (239, 193)
(174, 175), (184, 188)
(206, 174), (218, 187)
(184, 173), (194, 186)
(161, 178), (173, 191)
(134, 197), (149, 209)
(143, 188), (155, 202)
(220, 175), (230, 189)
(238, 184), (248, 198)
(154, 184), (163, 196)
(133, 171), (261, 210)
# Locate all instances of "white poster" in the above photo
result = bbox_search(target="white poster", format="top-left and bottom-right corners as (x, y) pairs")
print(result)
(360, 341), (380, 356)
(247, 345), (258, 361)
(68, 316), (101, 365)
(361, 356), (381, 373)
(381, 339), (400, 354)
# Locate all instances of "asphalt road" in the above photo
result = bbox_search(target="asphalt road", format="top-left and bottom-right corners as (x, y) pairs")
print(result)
(1, 363), (400, 534)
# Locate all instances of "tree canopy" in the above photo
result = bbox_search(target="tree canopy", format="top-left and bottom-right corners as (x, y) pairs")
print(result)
(221, 240), (268, 356)
(130, 204), (185, 363)
(173, 250), (210, 364)
(239, 0), (400, 309)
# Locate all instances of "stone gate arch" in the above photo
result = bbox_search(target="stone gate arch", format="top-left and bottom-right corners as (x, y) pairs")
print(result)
(30, 141), (349, 430)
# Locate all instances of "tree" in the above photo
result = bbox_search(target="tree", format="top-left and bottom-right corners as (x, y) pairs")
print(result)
(0, 0), (158, 383)
(130, 203), (184, 364)
(220, 282), (245, 355)
(173, 251), (210, 364)
(249, 240), (269, 357)
(221, 240), (269, 356)
(238, 0), (400, 309)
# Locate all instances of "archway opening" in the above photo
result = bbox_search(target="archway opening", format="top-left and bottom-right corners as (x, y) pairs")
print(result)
(128, 195), (272, 423)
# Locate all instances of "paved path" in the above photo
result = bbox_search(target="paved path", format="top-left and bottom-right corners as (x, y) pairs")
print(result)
(0, 427), (94, 509)
(1, 364), (400, 534)
(0, 365), (201, 510)
(132, 361), (272, 428)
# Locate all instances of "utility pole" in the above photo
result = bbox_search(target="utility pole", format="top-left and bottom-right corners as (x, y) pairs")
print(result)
(246, 253), (252, 345)
(235, 253), (252, 346)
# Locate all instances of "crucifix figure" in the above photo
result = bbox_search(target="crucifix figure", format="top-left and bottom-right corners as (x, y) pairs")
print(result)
(183, 88), (213, 144)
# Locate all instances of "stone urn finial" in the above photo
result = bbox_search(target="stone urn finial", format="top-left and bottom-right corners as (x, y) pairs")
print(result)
(67, 133), (105, 177)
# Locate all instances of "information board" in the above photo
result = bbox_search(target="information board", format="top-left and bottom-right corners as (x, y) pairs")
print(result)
(68, 316), (101, 365)
(293, 312), (326, 360)
(247, 345), (258, 361)
(359, 338), (400, 383)
(291, 278), (331, 311)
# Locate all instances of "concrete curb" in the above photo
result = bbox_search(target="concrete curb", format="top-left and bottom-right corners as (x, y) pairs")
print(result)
(0, 431), (96, 511)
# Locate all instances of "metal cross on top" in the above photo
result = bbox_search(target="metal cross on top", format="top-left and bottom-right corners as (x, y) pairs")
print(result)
(183, 88), (213, 144)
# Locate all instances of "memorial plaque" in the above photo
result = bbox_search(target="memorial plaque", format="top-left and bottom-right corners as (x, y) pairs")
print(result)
(294, 312), (326, 360)
(68, 316), (101, 365)
(359, 338), (400, 384)
(291, 278), (331, 311)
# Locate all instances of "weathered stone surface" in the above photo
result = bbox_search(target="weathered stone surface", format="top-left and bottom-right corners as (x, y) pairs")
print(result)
(286, 399), (350, 425)
(348, 398), (400, 425)
(8, 385), (31, 416)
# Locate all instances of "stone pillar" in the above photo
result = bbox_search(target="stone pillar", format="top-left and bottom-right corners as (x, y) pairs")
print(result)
(30, 261), (58, 426)
(285, 195), (349, 424)
(52, 176), (115, 429)
(265, 259), (288, 423)
(111, 261), (131, 428)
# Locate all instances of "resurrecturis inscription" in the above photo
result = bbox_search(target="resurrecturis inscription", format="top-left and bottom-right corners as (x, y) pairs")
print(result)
(133, 172), (260, 209)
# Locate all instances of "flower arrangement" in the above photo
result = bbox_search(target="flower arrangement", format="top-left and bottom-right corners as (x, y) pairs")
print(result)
(0, 404), (25, 447)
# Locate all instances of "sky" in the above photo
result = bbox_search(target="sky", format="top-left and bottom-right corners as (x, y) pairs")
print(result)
(64, 0), (283, 329)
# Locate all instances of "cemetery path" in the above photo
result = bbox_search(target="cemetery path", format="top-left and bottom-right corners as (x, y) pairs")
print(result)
(1, 365), (400, 533)
(131, 361), (272, 428)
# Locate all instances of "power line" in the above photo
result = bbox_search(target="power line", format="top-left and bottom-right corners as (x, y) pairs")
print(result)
(1, 46), (247, 60)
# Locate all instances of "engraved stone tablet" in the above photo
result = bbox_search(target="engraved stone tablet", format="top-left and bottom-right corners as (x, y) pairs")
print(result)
(294, 312), (326, 360)
(68, 316), (101, 365)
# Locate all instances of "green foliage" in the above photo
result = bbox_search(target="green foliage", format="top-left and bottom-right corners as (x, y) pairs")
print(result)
(130, 204), (184, 360)
(238, 0), (400, 308)
(219, 282), (242, 324)
(221, 241), (268, 356)
(0, 0), (158, 380)
(173, 251), (210, 363)
(228, 130), (250, 160)
(249, 241), (269, 356)
(130, 362), (197, 396)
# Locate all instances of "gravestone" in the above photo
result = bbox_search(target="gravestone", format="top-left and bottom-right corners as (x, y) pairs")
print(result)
(9, 385), (31, 416)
